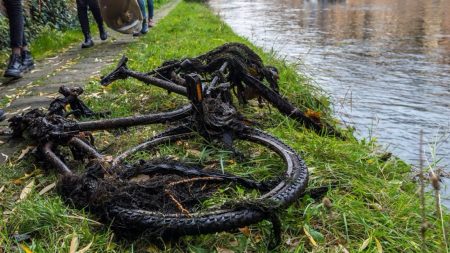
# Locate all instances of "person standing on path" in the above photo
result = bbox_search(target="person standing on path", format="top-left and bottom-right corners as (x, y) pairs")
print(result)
(134, 0), (149, 36)
(76, 0), (108, 48)
(2, 0), (34, 79)
(134, 0), (155, 36)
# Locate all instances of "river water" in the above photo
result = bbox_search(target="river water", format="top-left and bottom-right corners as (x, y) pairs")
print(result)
(209, 0), (450, 204)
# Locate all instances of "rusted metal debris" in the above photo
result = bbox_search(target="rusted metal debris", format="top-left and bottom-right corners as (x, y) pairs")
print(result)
(6, 44), (312, 248)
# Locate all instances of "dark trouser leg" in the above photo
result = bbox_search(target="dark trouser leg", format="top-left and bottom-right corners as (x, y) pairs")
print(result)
(86, 0), (105, 32)
(4, 0), (25, 50)
(76, 0), (91, 39)
(147, 0), (154, 19)
(22, 31), (27, 47)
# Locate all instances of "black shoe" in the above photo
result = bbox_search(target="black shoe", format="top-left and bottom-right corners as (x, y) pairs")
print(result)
(4, 54), (24, 79)
(0, 109), (5, 122)
(21, 50), (35, 72)
(99, 27), (108, 41)
(81, 37), (94, 48)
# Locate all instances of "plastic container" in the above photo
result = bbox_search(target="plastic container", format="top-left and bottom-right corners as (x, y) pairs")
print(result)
(98, 0), (143, 34)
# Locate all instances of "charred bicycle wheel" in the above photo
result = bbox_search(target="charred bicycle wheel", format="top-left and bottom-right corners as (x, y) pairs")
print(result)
(57, 126), (308, 243)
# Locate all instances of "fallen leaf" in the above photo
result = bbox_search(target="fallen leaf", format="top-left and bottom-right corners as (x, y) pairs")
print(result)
(70, 233), (79, 253)
(19, 244), (33, 253)
(76, 241), (93, 253)
(16, 146), (34, 161)
(19, 180), (35, 201)
(375, 238), (383, 253)
(305, 108), (322, 122)
(186, 149), (201, 157)
(359, 237), (372, 251)
(239, 227), (251, 236)
(216, 247), (235, 253)
(0, 185), (4, 193)
(339, 244), (350, 253)
(13, 172), (36, 185)
(129, 174), (151, 183)
(39, 182), (56, 195)
(303, 226), (318, 247)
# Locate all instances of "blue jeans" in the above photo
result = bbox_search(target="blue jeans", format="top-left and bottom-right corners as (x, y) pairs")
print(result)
(147, 0), (154, 19)
(137, 0), (147, 20)
(137, 0), (154, 20)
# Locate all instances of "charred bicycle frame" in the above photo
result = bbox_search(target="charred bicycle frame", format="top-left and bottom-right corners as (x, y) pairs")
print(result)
(6, 46), (312, 248)
(101, 43), (341, 137)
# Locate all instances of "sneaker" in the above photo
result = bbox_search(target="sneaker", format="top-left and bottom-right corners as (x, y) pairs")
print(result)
(0, 109), (5, 122)
(21, 50), (35, 72)
(81, 37), (94, 48)
(4, 53), (24, 79)
(148, 19), (154, 27)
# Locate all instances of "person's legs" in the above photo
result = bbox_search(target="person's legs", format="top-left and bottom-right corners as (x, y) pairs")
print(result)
(86, 0), (107, 41)
(76, 0), (94, 48)
(20, 19), (34, 70)
(4, 0), (25, 78)
(135, 0), (148, 35)
(147, 0), (154, 27)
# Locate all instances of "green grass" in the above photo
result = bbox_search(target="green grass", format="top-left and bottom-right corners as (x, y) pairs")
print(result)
(1, 1), (448, 252)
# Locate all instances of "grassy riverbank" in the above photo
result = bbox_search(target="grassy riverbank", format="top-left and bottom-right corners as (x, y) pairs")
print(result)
(0, 1), (448, 252)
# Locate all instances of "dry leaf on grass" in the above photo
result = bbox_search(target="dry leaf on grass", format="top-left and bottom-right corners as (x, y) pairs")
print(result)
(303, 226), (318, 247)
(16, 146), (35, 161)
(77, 241), (93, 253)
(19, 244), (33, 253)
(39, 182), (56, 195)
(216, 247), (235, 253)
(69, 233), (79, 253)
(359, 237), (372, 251)
(339, 244), (350, 253)
(19, 180), (35, 201)
(187, 149), (201, 157)
(375, 238), (383, 253)
(0, 185), (4, 193)
(238, 227), (251, 236)
(129, 174), (151, 184)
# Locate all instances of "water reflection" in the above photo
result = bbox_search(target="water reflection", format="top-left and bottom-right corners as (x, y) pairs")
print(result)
(209, 0), (450, 204)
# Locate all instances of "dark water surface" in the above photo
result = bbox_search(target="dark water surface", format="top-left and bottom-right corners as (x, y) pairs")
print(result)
(209, 0), (450, 204)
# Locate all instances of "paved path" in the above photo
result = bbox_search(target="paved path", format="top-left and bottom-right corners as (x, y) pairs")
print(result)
(0, 0), (180, 163)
